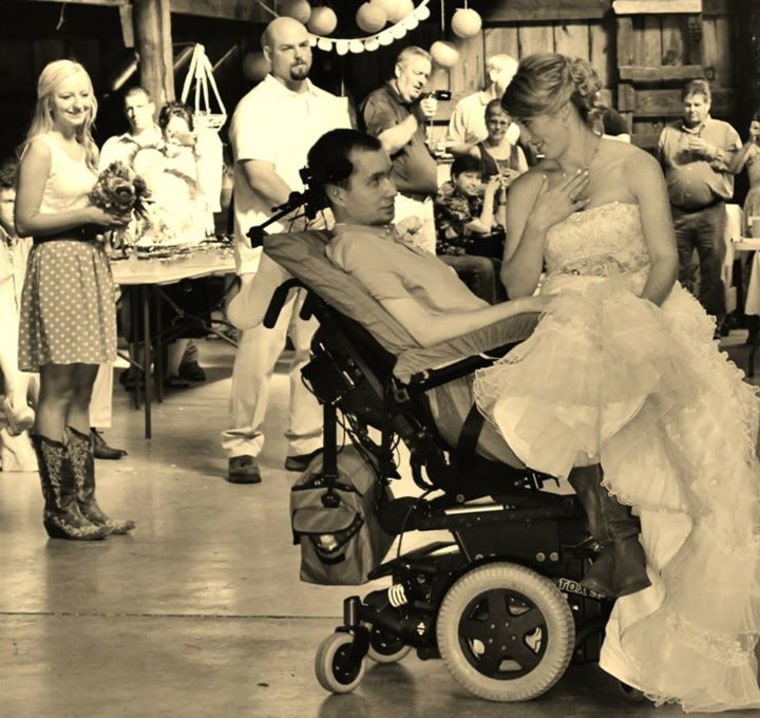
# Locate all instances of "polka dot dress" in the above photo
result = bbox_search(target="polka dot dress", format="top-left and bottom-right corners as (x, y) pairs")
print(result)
(18, 241), (117, 370)
(17, 132), (117, 371)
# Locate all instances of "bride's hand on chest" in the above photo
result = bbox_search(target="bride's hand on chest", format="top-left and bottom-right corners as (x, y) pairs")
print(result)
(532, 170), (591, 230)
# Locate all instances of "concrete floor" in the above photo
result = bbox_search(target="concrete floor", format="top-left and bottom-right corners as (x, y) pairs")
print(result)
(1, 336), (756, 718)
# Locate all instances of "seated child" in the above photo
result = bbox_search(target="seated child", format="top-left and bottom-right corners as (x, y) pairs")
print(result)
(434, 155), (509, 304)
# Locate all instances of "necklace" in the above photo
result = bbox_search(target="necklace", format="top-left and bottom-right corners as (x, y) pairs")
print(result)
(560, 132), (602, 178)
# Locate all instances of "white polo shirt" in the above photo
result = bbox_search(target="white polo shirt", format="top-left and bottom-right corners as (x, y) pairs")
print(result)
(447, 90), (521, 146)
(229, 74), (351, 274)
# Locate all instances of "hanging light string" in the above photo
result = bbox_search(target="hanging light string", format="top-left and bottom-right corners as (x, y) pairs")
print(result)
(255, 1), (278, 19)
(256, 0), (433, 55)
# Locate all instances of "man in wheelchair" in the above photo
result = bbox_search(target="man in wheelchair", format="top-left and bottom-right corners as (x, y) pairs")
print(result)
(312, 129), (647, 592)
(257, 129), (651, 701)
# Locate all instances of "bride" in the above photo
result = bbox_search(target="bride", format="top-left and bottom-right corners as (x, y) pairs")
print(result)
(472, 53), (760, 712)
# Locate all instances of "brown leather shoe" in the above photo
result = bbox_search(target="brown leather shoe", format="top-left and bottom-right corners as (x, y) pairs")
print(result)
(91, 429), (127, 460)
(227, 455), (262, 484)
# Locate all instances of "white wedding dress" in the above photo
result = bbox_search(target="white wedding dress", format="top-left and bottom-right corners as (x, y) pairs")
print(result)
(473, 201), (760, 712)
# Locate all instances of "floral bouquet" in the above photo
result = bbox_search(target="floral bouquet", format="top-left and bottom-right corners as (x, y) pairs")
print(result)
(89, 161), (151, 254)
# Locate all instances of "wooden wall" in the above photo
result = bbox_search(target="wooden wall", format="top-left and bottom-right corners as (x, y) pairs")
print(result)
(0, 0), (258, 159)
(0, 0), (745, 160)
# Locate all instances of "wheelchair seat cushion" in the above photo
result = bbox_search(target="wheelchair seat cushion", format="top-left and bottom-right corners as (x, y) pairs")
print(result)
(263, 231), (539, 381)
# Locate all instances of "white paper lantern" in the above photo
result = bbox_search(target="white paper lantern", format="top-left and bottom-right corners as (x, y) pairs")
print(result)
(356, 3), (387, 34)
(416, 4), (431, 20)
(242, 52), (270, 82)
(364, 38), (381, 52)
(335, 39), (350, 56)
(430, 40), (459, 68)
(377, 30), (395, 46)
(388, 0), (414, 23)
(277, 0), (311, 24)
(390, 24), (407, 39)
(307, 6), (338, 35)
(402, 15), (419, 30)
(371, 0), (399, 19)
(317, 37), (332, 51)
(451, 8), (482, 38)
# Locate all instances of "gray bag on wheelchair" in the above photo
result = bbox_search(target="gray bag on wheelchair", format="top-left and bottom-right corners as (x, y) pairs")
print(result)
(290, 446), (395, 586)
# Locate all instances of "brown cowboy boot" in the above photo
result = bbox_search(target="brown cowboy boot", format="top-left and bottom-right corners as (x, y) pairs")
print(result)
(568, 465), (650, 598)
(66, 427), (135, 536)
(31, 434), (108, 541)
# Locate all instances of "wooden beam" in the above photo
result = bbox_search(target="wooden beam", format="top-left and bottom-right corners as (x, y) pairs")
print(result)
(631, 132), (660, 152)
(483, 0), (611, 23)
(613, 0), (701, 14)
(703, 0), (734, 14)
(119, 4), (134, 48)
(619, 65), (705, 81)
(633, 87), (735, 116)
(21, 0), (128, 5)
(169, 0), (274, 23)
(21, 0), (273, 22)
(133, 0), (171, 107)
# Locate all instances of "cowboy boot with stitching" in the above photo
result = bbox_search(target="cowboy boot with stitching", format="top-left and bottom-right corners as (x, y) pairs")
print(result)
(67, 426), (135, 536)
(31, 434), (108, 541)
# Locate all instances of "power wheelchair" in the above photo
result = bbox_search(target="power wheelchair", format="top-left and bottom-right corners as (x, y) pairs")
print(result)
(262, 230), (611, 703)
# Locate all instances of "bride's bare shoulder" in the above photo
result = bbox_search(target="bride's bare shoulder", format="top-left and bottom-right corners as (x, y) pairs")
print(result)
(510, 163), (551, 194)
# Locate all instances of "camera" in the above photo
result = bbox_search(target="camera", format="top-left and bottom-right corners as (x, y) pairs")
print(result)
(421, 90), (452, 101)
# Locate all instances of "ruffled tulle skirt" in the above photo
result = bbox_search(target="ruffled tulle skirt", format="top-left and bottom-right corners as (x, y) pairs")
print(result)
(473, 275), (760, 712)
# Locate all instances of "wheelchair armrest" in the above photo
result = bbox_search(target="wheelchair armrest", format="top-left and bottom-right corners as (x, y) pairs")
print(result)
(263, 278), (303, 328)
(390, 343), (516, 402)
(392, 311), (539, 386)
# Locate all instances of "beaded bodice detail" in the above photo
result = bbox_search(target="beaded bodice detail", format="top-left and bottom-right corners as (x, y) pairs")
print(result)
(544, 202), (650, 294)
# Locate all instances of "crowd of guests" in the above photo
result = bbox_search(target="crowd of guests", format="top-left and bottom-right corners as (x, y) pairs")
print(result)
(2, 12), (760, 712)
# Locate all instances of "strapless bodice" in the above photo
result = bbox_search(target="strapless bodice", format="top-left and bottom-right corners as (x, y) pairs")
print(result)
(544, 202), (650, 295)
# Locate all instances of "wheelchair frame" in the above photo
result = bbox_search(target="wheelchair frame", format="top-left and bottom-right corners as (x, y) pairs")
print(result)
(265, 273), (610, 702)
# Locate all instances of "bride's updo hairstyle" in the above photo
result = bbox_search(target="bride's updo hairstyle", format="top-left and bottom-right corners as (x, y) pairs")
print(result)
(502, 53), (603, 130)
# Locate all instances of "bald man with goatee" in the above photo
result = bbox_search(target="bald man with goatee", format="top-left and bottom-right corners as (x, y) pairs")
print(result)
(222, 16), (352, 483)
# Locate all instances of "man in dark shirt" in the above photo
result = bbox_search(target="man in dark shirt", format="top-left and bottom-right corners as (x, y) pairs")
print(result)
(360, 46), (438, 253)
(658, 78), (740, 335)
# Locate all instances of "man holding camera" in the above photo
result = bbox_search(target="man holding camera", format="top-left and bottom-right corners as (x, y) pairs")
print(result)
(360, 46), (439, 253)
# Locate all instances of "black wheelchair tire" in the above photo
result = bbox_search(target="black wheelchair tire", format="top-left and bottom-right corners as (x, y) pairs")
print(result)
(365, 624), (413, 664)
(437, 562), (575, 702)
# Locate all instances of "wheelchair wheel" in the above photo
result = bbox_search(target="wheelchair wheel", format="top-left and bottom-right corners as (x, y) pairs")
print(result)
(366, 624), (412, 664)
(437, 562), (575, 702)
(315, 632), (366, 694)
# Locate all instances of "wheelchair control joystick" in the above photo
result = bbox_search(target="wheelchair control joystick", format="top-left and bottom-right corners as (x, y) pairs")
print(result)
(246, 166), (327, 248)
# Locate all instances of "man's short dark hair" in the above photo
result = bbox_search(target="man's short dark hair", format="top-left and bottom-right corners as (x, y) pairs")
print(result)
(306, 130), (382, 205)
(0, 158), (18, 190)
(683, 78), (711, 103)
(451, 154), (482, 179)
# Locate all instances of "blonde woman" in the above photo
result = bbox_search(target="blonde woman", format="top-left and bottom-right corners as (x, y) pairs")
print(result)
(16, 59), (134, 539)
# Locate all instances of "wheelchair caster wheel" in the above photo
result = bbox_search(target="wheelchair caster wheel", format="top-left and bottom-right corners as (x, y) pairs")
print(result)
(315, 632), (366, 694)
(437, 562), (575, 702)
(366, 624), (412, 664)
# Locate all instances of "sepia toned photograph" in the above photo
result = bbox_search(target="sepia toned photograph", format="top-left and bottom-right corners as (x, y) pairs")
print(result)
(1, 1), (758, 716)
